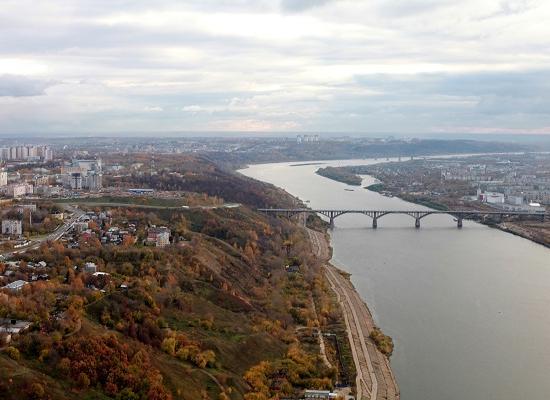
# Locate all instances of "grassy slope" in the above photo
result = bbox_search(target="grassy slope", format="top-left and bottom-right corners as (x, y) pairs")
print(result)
(2, 156), (331, 399)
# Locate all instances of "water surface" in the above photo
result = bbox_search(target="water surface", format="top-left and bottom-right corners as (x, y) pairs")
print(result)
(242, 159), (550, 400)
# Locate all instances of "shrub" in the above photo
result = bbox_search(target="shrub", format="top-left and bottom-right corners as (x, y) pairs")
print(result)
(77, 372), (90, 389)
(57, 357), (71, 375)
(6, 346), (20, 360)
(176, 344), (200, 362)
(369, 327), (394, 356)
(26, 382), (46, 399)
(161, 337), (176, 356)
(194, 350), (216, 369)
(117, 388), (140, 400)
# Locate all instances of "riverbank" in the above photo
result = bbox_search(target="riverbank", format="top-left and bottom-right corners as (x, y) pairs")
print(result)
(307, 228), (399, 400)
(310, 159), (549, 249)
(497, 221), (550, 249)
(316, 166), (363, 186)
(242, 159), (550, 400)
(364, 185), (550, 249)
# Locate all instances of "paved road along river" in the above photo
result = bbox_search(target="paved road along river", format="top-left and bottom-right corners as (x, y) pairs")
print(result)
(241, 159), (550, 400)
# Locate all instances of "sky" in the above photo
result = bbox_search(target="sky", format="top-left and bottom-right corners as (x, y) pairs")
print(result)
(1, 0), (550, 136)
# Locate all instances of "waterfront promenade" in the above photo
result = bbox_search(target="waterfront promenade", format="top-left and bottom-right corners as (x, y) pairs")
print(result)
(307, 228), (399, 400)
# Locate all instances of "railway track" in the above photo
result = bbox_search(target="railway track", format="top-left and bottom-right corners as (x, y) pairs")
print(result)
(307, 228), (399, 400)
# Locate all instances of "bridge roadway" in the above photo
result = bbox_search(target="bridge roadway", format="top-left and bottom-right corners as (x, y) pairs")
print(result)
(259, 208), (547, 229)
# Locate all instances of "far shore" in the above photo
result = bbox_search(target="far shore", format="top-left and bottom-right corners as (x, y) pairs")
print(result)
(311, 166), (549, 249)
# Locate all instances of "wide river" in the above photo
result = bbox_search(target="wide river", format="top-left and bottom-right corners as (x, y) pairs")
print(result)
(241, 158), (550, 400)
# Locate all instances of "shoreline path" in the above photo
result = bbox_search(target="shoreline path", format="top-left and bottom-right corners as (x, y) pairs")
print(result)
(307, 228), (399, 400)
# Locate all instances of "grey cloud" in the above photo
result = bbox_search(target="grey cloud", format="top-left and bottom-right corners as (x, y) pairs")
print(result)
(280, 0), (335, 12)
(376, 0), (456, 17)
(323, 70), (550, 132)
(356, 70), (550, 100)
(0, 0), (549, 134)
(477, 0), (538, 20)
(0, 75), (54, 97)
(498, 0), (535, 15)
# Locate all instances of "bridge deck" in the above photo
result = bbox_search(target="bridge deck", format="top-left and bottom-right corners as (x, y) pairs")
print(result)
(259, 208), (546, 229)
(259, 208), (546, 215)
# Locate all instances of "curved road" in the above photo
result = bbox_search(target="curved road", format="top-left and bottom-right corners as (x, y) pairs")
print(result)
(1, 204), (84, 259)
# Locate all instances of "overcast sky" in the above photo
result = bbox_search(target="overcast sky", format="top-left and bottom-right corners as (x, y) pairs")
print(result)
(1, 0), (549, 136)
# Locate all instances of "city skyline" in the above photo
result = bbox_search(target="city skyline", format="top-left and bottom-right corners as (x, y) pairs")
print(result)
(1, 0), (550, 135)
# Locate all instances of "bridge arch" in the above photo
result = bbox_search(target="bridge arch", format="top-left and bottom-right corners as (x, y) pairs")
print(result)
(258, 208), (546, 229)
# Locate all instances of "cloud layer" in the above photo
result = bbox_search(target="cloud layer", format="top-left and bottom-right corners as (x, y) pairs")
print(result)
(0, 0), (549, 135)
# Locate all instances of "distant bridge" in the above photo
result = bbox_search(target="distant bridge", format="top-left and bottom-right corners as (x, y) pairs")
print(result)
(259, 208), (546, 229)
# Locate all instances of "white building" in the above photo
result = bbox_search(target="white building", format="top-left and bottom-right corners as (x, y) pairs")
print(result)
(84, 262), (98, 274)
(84, 172), (102, 191)
(147, 227), (171, 247)
(303, 390), (338, 399)
(485, 192), (505, 204)
(2, 219), (22, 236)
(16, 204), (37, 212)
(35, 185), (61, 197)
(62, 159), (102, 191)
(6, 183), (33, 198)
(0, 170), (7, 187)
(477, 189), (505, 204)
(0, 145), (53, 162)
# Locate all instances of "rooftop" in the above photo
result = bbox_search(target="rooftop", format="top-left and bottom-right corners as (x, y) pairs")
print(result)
(2, 280), (28, 290)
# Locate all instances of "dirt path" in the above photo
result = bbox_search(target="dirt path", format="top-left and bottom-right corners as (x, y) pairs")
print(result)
(307, 228), (399, 400)
(309, 296), (333, 369)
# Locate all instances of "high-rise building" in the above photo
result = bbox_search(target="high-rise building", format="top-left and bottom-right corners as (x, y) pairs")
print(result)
(85, 172), (102, 191)
(70, 173), (83, 190)
(62, 159), (102, 191)
(0, 170), (7, 187)
(0, 145), (53, 161)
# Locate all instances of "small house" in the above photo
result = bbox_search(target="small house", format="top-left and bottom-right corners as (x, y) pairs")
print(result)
(0, 318), (32, 343)
(2, 280), (28, 292)
(84, 262), (98, 274)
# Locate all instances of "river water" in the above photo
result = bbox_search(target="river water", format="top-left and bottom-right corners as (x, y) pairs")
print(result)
(241, 159), (550, 400)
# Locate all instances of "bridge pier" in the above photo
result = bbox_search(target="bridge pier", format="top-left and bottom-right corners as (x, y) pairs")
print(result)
(257, 209), (547, 230)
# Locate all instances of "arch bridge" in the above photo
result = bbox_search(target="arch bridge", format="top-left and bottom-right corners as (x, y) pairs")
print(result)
(258, 208), (546, 229)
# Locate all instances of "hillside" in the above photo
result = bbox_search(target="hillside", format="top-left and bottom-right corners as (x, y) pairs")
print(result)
(103, 154), (297, 209)
(0, 156), (345, 400)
